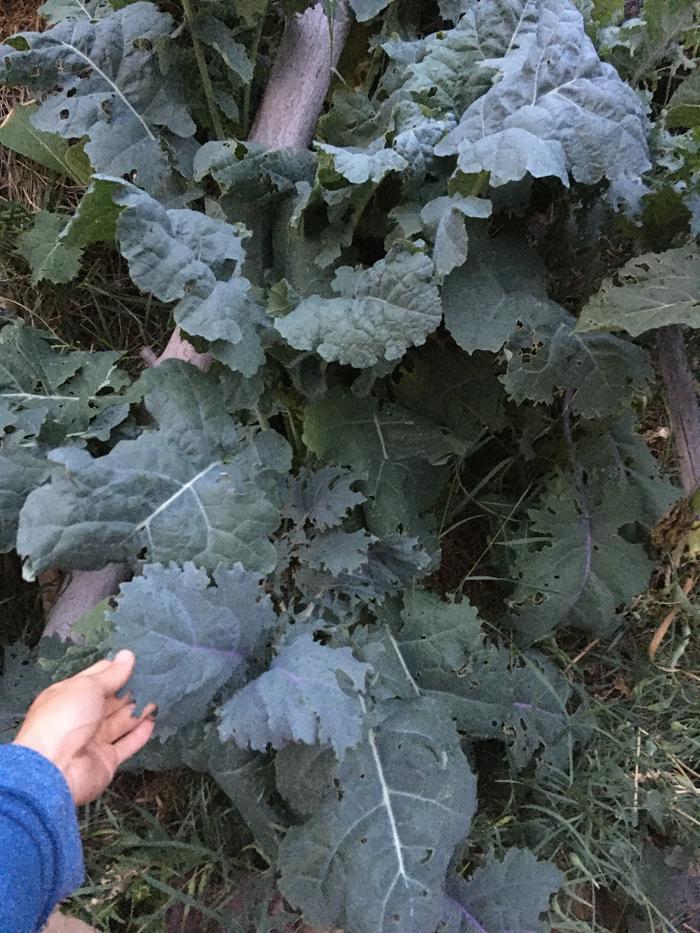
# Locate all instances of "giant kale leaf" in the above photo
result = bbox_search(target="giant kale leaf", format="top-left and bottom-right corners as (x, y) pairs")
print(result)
(219, 634), (371, 756)
(435, 0), (650, 187)
(394, 344), (509, 444)
(577, 246), (700, 336)
(1, 3), (195, 193)
(276, 247), (442, 368)
(109, 562), (277, 734)
(17, 365), (291, 577)
(278, 697), (477, 933)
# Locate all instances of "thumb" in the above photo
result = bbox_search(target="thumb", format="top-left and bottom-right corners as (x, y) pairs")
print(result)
(89, 650), (136, 695)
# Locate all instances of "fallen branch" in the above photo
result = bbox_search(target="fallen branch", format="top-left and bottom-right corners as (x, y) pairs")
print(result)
(43, 1), (351, 640)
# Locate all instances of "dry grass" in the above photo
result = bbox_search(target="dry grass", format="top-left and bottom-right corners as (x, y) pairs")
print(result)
(0, 0), (42, 40)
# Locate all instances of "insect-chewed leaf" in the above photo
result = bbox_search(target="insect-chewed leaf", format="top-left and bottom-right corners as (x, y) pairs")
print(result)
(275, 247), (442, 368)
(502, 299), (652, 418)
(278, 697), (477, 933)
(0, 102), (86, 179)
(109, 563), (276, 734)
(1, 3), (195, 192)
(0, 321), (129, 443)
(38, 0), (111, 24)
(435, 0), (650, 186)
(577, 246), (700, 336)
(0, 645), (51, 743)
(575, 414), (679, 528)
(16, 211), (83, 285)
(0, 322), (132, 551)
(361, 591), (587, 770)
(218, 634), (370, 756)
(446, 847), (563, 931)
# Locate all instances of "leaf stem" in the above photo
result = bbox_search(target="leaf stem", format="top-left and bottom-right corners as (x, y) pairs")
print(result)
(181, 0), (225, 140)
(242, 4), (267, 137)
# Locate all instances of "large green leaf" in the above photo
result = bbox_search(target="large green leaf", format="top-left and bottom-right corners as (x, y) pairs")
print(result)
(577, 247), (700, 336)
(0, 438), (52, 554)
(1, 3), (195, 192)
(442, 227), (547, 353)
(110, 182), (266, 374)
(278, 697), (477, 933)
(17, 368), (291, 577)
(38, 0), (111, 24)
(219, 635), (371, 756)
(303, 389), (459, 536)
(667, 70), (700, 129)
(0, 645), (51, 744)
(435, 0), (650, 186)
(502, 300), (652, 418)
(394, 344), (508, 443)
(109, 562), (277, 734)
(276, 247), (442, 368)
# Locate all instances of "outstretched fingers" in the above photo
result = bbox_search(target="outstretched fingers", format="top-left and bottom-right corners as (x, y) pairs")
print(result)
(112, 717), (156, 764)
(105, 701), (156, 744)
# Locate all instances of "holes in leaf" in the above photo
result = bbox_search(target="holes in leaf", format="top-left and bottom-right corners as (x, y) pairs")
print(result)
(59, 109), (69, 120)
(133, 37), (153, 51)
(66, 87), (77, 98)
(392, 915), (401, 923)
(419, 849), (433, 864)
(360, 837), (367, 844)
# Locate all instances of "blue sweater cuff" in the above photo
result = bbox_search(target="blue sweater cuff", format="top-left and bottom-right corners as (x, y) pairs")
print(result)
(0, 744), (84, 926)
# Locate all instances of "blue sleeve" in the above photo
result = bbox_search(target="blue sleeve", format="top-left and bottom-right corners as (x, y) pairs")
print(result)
(0, 744), (84, 933)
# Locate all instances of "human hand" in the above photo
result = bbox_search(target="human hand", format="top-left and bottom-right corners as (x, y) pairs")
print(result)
(13, 650), (156, 805)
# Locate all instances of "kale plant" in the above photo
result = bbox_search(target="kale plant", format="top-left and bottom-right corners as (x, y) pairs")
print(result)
(1, 0), (697, 928)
